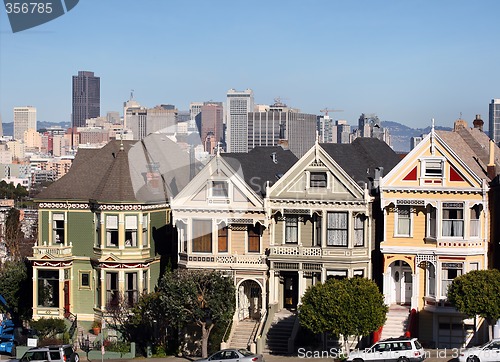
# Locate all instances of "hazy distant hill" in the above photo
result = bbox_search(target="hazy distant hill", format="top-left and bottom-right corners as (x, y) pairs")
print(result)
(2, 121), (71, 137)
(381, 121), (452, 153)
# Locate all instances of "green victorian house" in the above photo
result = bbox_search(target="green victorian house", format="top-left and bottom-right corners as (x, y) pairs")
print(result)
(31, 136), (196, 328)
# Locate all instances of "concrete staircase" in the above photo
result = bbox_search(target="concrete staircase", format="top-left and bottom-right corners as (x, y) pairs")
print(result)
(264, 309), (297, 355)
(228, 320), (259, 350)
(381, 305), (410, 340)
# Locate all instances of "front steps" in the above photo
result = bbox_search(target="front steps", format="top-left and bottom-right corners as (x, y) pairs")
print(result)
(228, 319), (259, 350)
(264, 309), (297, 355)
(381, 305), (410, 340)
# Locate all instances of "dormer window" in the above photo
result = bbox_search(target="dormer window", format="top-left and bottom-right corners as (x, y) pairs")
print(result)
(424, 159), (443, 177)
(211, 181), (228, 198)
(310, 172), (327, 188)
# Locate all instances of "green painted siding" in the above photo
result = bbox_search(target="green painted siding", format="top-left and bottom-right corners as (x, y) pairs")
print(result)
(68, 211), (94, 256)
(40, 210), (49, 244)
(71, 261), (95, 316)
(149, 210), (169, 258)
(149, 260), (161, 289)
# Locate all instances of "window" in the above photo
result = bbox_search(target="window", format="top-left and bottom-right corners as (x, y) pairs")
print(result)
(106, 215), (119, 247)
(212, 181), (228, 197)
(424, 159), (443, 177)
(218, 225), (228, 253)
(125, 272), (138, 307)
(354, 214), (365, 247)
(427, 205), (437, 238)
(327, 270), (347, 280)
(285, 215), (298, 243)
(53, 213), (65, 244)
(143, 270), (148, 294)
(248, 224), (260, 253)
(80, 271), (91, 289)
(427, 263), (436, 297)
(327, 212), (348, 246)
(353, 269), (364, 278)
(125, 215), (137, 247)
(106, 272), (119, 307)
(314, 214), (322, 246)
(310, 172), (327, 188)
(396, 206), (411, 236)
(192, 220), (212, 252)
(441, 263), (462, 297)
(470, 262), (479, 271)
(142, 215), (148, 247)
(95, 213), (102, 247)
(37, 270), (59, 307)
(470, 205), (481, 238)
(442, 203), (464, 237)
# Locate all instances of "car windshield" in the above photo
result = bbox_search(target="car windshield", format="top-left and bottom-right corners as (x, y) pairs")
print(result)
(238, 349), (253, 356)
(22, 351), (47, 361)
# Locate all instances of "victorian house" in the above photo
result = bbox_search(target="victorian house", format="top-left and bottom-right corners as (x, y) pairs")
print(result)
(31, 135), (196, 327)
(171, 147), (297, 323)
(265, 138), (400, 311)
(379, 120), (499, 348)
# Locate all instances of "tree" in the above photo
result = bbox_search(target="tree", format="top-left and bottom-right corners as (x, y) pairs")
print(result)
(4, 208), (24, 260)
(447, 269), (500, 339)
(157, 269), (235, 358)
(0, 261), (32, 321)
(299, 277), (387, 352)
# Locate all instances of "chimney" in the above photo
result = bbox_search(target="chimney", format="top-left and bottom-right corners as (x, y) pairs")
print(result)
(487, 139), (496, 180)
(473, 114), (484, 131)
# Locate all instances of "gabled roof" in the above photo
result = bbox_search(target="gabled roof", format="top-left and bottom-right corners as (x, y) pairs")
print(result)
(36, 135), (200, 204)
(436, 126), (500, 182)
(221, 147), (298, 196)
(320, 138), (401, 184)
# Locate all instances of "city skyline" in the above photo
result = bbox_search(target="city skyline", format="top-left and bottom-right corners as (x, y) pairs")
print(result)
(1, 1), (500, 129)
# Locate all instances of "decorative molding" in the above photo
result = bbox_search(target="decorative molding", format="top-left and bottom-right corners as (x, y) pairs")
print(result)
(34, 261), (73, 267)
(38, 202), (169, 211)
(396, 199), (425, 206)
(99, 262), (151, 269)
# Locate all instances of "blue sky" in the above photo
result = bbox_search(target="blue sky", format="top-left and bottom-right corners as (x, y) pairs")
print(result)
(1, 0), (499, 129)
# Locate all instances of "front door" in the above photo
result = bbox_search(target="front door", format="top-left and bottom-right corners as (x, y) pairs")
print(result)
(403, 271), (412, 305)
(64, 280), (70, 317)
(283, 273), (298, 310)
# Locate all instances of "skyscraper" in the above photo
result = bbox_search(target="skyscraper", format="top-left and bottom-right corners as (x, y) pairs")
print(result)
(13, 106), (37, 141)
(226, 89), (254, 153)
(489, 99), (500, 142)
(199, 102), (224, 154)
(72, 71), (100, 128)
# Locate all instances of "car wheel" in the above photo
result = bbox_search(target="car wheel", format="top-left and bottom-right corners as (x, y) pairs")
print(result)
(353, 358), (364, 362)
(467, 356), (479, 362)
(70, 353), (79, 362)
(397, 357), (409, 362)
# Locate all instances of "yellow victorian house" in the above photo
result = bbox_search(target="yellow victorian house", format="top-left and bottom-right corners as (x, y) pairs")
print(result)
(379, 120), (499, 348)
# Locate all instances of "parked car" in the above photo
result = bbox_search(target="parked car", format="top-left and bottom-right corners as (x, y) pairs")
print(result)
(18, 344), (79, 362)
(346, 337), (425, 362)
(196, 348), (265, 362)
(459, 339), (500, 362)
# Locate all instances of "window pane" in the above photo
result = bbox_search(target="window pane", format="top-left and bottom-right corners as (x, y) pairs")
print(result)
(354, 215), (364, 246)
(310, 172), (327, 187)
(397, 206), (411, 236)
(192, 220), (212, 252)
(285, 216), (298, 243)
(248, 225), (260, 252)
(218, 226), (228, 252)
(212, 181), (228, 197)
(327, 212), (347, 246)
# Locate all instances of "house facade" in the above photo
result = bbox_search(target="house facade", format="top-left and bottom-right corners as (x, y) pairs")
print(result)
(379, 121), (499, 348)
(31, 136), (195, 326)
(171, 147), (298, 321)
(266, 139), (400, 310)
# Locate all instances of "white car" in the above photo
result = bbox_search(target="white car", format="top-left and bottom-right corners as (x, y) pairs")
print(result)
(347, 337), (425, 362)
(459, 339), (500, 362)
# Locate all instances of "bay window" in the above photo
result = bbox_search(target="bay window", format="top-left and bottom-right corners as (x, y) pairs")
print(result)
(327, 212), (348, 246)
(442, 203), (464, 237)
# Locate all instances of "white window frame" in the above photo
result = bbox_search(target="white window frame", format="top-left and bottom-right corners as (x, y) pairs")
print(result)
(422, 158), (444, 178)
(52, 213), (65, 244)
(284, 215), (299, 244)
(442, 202), (464, 238)
(309, 171), (328, 188)
(210, 180), (229, 198)
(125, 215), (138, 247)
(394, 206), (412, 237)
(441, 262), (463, 298)
(106, 215), (119, 247)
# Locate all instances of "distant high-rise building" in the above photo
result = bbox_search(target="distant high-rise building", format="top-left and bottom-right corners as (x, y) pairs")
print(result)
(199, 102), (224, 153)
(14, 106), (37, 141)
(189, 102), (203, 121)
(72, 71), (100, 128)
(489, 99), (500, 142)
(125, 104), (178, 140)
(226, 89), (254, 153)
(247, 100), (317, 157)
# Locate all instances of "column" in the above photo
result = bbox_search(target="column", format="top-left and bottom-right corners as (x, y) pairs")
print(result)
(411, 267), (419, 310)
(269, 270), (276, 305)
(297, 270), (304, 305)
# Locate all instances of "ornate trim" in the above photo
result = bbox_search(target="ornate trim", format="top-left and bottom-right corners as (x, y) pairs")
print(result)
(100, 262), (151, 269)
(34, 261), (73, 267)
(38, 202), (169, 211)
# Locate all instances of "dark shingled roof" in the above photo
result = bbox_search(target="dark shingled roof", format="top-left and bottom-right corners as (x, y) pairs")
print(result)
(320, 138), (401, 184)
(222, 147), (298, 196)
(36, 135), (199, 204)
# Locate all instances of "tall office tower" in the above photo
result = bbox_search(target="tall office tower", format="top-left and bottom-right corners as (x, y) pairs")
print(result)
(335, 120), (351, 144)
(147, 105), (177, 134)
(317, 115), (333, 143)
(489, 99), (500, 142)
(126, 106), (147, 140)
(189, 102), (203, 121)
(247, 100), (317, 158)
(14, 106), (37, 141)
(226, 89), (254, 153)
(72, 71), (100, 128)
(200, 102), (224, 153)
